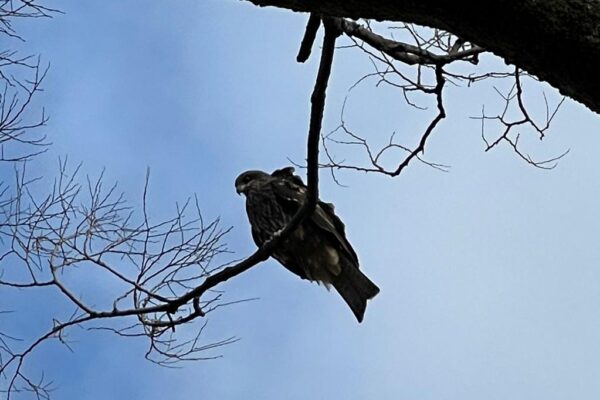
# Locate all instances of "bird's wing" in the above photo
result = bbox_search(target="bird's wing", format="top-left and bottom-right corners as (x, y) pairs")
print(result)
(271, 167), (348, 235)
(271, 166), (305, 187)
(270, 178), (359, 264)
(271, 166), (295, 177)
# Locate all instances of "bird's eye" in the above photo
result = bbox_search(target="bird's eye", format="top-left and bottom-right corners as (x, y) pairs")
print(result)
(244, 176), (252, 183)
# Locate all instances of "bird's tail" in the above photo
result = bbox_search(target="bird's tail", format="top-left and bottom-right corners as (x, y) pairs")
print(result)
(332, 263), (379, 323)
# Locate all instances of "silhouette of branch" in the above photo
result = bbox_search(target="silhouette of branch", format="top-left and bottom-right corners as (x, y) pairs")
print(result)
(0, 17), (340, 398)
(0, 8), (569, 399)
(0, 160), (236, 396)
(0, 56), (50, 162)
(0, 0), (60, 40)
(316, 20), (564, 179)
(0, 1), (57, 163)
(296, 13), (321, 63)
(474, 67), (568, 169)
(321, 46), (448, 176)
(339, 19), (483, 66)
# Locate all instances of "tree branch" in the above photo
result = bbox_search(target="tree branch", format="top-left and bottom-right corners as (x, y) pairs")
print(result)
(246, 0), (600, 114)
(296, 13), (321, 63)
(0, 16), (341, 397)
(338, 19), (482, 66)
(165, 16), (340, 312)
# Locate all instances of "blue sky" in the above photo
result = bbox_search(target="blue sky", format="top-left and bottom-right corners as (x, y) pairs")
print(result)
(2, 1), (600, 399)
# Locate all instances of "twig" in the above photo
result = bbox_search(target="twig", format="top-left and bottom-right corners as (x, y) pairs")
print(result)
(296, 13), (321, 63)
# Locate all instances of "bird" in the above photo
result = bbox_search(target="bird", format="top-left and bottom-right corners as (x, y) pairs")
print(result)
(235, 166), (379, 322)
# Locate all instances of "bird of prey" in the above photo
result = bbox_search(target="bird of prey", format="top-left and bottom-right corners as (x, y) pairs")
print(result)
(235, 166), (379, 322)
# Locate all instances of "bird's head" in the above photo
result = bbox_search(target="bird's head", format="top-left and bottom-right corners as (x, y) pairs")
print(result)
(235, 170), (269, 195)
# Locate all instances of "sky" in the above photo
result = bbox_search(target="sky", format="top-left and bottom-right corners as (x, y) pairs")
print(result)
(2, 1), (600, 399)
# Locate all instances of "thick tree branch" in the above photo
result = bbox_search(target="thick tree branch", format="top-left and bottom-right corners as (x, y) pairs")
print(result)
(338, 19), (482, 66)
(246, 0), (600, 114)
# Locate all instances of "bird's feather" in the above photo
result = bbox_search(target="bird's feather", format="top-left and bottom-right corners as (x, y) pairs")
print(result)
(236, 167), (379, 322)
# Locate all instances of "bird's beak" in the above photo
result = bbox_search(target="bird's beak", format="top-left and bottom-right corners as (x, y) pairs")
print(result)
(235, 184), (243, 195)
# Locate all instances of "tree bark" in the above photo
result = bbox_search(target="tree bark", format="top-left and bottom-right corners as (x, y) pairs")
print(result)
(247, 0), (600, 115)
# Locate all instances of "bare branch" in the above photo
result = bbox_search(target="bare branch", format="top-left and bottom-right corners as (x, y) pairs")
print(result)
(474, 67), (568, 169)
(339, 19), (483, 66)
(0, 16), (340, 397)
(0, 1), (56, 163)
(316, 20), (564, 178)
(296, 13), (321, 63)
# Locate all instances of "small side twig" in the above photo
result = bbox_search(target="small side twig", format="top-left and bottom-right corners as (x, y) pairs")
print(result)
(296, 13), (321, 63)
